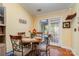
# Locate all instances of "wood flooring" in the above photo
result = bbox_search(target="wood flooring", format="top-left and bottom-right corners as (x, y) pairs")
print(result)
(27, 45), (74, 56)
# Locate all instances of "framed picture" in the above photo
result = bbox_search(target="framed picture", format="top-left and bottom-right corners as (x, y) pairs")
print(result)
(63, 22), (70, 28)
(19, 19), (27, 24)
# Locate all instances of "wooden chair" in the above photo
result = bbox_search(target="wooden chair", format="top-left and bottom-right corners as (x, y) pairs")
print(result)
(37, 34), (50, 56)
(18, 32), (38, 56)
(18, 32), (31, 48)
(10, 35), (31, 56)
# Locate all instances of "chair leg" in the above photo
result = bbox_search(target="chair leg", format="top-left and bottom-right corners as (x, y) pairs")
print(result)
(13, 50), (14, 56)
(22, 51), (23, 56)
(49, 49), (50, 56)
(22, 47), (23, 56)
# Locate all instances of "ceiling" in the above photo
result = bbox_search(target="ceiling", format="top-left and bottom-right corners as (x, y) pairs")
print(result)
(20, 3), (75, 16)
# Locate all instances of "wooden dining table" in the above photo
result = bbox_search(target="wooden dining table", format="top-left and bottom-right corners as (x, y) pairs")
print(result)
(22, 37), (42, 50)
(22, 37), (42, 43)
(21, 37), (42, 55)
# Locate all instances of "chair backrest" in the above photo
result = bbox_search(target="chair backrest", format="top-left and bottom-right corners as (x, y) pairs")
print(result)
(10, 35), (23, 52)
(18, 32), (25, 37)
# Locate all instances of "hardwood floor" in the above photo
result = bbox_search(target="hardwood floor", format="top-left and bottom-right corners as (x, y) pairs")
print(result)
(48, 45), (74, 56)
(27, 45), (74, 56)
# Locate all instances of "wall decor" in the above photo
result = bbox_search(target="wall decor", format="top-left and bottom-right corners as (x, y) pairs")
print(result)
(19, 19), (27, 24)
(63, 22), (70, 28)
(66, 13), (76, 20)
(74, 28), (77, 32)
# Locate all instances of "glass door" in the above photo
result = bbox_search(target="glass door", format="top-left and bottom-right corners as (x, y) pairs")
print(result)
(48, 18), (62, 46)
(40, 18), (62, 46)
(40, 19), (48, 33)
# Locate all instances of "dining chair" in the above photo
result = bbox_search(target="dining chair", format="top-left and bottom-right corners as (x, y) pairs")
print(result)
(18, 32), (31, 48)
(10, 35), (31, 56)
(30, 32), (43, 56)
(37, 34), (50, 56)
(17, 32), (38, 56)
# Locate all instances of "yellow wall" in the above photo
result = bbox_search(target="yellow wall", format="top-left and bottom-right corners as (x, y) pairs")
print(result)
(34, 8), (75, 48)
(3, 3), (33, 52)
(72, 4), (79, 55)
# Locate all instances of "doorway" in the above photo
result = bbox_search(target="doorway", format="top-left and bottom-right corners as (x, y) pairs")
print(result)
(40, 18), (62, 46)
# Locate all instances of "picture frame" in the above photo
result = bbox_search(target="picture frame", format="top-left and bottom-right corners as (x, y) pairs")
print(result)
(19, 19), (27, 24)
(63, 22), (70, 28)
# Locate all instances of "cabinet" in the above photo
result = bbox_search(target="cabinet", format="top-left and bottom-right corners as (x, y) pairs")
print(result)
(0, 7), (6, 56)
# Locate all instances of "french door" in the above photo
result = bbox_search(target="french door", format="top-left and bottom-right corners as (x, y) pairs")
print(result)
(40, 18), (62, 46)
(48, 18), (62, 46)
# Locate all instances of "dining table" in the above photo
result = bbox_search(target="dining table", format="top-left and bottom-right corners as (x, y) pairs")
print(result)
(22, 37), (42, 43)
(22, 37), (42, 50)
(21, 37), (42, 55)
